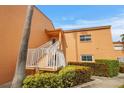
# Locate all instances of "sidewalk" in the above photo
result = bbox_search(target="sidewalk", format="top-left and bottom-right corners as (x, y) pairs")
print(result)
(74, 73), (124, 88)
(0, 82), (11, 88)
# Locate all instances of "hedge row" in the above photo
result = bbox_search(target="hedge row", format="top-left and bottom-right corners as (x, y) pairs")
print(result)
(119, 62), (124, 73)
(68, 62), (108, 77)
(22, 65), (92, 88)
(96, 59), (119, 77)
(69, 59), (119, 77)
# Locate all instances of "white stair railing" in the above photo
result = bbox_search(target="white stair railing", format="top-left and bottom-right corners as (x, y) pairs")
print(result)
(26, 41), (52, 68)
(44, 41), (66, 69)
(26, 40), (66, 70)
(45, 41), (59, 68)
(56, 50), (66, 67)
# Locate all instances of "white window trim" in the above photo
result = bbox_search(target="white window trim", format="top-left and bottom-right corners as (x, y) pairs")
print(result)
(80, 35), (91, 42)
(80, 55), (95, 62)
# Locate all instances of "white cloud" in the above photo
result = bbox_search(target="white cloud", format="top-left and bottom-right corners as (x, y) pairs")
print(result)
(57, 12), (124, 41)
(61, 16), (75, 21)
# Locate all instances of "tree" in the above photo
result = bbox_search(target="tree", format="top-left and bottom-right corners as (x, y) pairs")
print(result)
(121, 34), (124, 42)
(11, 5), (34, 88)
(120, 34), (124, 49)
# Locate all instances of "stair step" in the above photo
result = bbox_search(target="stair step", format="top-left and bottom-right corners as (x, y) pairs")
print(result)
(26, 66), (63, 72)
(39, 66), (62, 71)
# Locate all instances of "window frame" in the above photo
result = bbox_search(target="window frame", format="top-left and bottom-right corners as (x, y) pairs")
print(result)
(80, 35), (91, 42)
(114, 44), (124, 51)
(80, 54), (94, 62)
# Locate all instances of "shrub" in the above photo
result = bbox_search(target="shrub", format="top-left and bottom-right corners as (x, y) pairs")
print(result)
(68, 62), (108, 77)
(69, 59), (119, 77)
(119, 62), (124, 73)
(58, 65), (92, 87)
(96, 59), (119, 77)
(23, 73), (59, 88)
(22, 65), (92, 88)
(120, 66), (124, 73)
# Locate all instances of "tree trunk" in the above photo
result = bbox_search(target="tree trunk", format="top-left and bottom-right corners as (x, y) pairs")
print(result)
(11, 5), (34, 88)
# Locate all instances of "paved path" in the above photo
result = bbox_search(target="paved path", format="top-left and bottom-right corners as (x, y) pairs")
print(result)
(0, 82), (11, 88)
(80, 73), (124, 88)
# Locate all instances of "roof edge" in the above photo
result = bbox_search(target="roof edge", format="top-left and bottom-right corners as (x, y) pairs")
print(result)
(64, 25), (111, 33)
(113, 42), (124, 44)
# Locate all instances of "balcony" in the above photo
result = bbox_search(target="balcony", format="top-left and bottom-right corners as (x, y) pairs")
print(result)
(26, 40), (66, 73)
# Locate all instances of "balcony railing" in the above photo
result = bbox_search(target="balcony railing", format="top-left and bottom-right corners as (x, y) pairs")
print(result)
(26, 41), (52, 68)
(26, 40), (66, 71)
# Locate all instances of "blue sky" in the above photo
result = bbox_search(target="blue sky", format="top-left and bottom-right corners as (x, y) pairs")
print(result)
(36, 5), (124, 41)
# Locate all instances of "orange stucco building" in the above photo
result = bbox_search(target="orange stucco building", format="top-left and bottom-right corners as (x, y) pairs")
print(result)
(0, 6), (124, 85)
(0, 6), (55, 85)
(64, 26), (124, 62)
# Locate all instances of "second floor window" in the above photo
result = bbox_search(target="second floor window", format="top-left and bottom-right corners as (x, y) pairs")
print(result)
(80, 35), (91, 41)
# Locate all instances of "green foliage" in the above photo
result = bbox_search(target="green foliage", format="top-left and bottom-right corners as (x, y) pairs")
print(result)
(23, 73), (59, 88)
(119, 62), (124, 73)
(22, 65), (92, 88)
(95, 59), (119, 77)
(69, 59), (119, 77)
(58, 65), (92, 87)
(120, 34), (124, 42)
(68, 62), (108, 77)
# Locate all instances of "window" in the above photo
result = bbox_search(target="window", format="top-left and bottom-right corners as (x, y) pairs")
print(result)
(114, 44), (124, 50)
(81, 55), (93, 62)
(80, 35), (91, 41)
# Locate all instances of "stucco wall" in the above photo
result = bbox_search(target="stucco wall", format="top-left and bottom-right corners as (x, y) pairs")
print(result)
(113, 51), (124, 58)
(0, 6), (54, 85)
(64, 27), (124, 62)
(64, 33), (77, 62)
(29, 7), (55, 48)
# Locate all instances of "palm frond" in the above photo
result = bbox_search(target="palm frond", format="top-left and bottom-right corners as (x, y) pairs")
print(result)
(120, 34), (124, 42)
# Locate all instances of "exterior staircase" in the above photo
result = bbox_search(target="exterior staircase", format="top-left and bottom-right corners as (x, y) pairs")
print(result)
(26, 40), (66, 72)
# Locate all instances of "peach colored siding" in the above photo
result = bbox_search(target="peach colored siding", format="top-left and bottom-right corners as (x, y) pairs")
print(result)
(64, 26), (124, 62)
(64, 33), (77, 61)
(0, 6), (54, 85)
(0, 6), (124, 86)
(29, 7), (55, 48)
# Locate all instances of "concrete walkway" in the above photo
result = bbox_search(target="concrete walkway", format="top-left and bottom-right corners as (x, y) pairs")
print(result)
(0, 82), (11, 88)
(75, 73), (124, 88)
